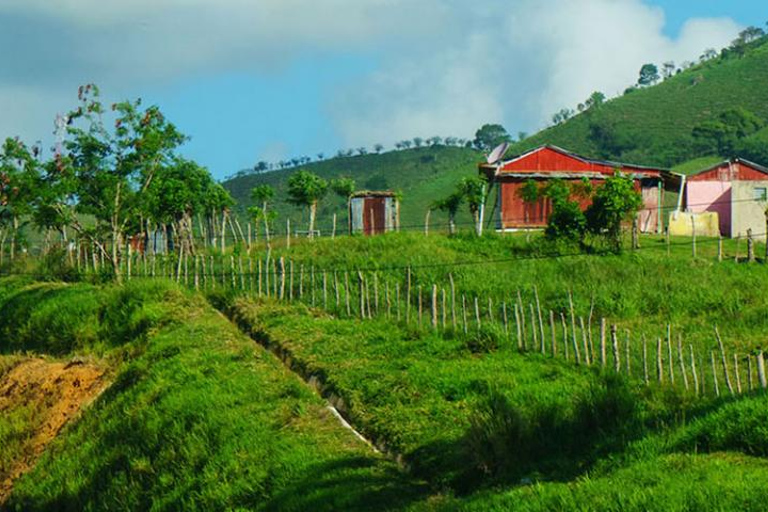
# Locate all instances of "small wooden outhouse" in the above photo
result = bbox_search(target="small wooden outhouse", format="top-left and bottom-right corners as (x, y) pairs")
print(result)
(349, 191), (400, 235)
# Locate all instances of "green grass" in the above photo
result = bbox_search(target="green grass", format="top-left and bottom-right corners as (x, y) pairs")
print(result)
(223, 296), (768, 510)
(453, 453), (768, 511)
(244, 231), (768, 355)
(225, 297), (707, 490)
(0, 280), (428, 511)
(672, 155), (725, 175)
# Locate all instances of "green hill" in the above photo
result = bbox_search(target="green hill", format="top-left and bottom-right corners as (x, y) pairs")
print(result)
(509, 38), (768, 167)
(222, 37), (768, 235)
(223, 146), (483, 235)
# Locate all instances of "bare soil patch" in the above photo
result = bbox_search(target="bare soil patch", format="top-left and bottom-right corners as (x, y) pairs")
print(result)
(0, 358), (108, 502)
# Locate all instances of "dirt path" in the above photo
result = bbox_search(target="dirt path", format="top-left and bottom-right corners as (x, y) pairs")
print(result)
(0, 358), (109, 503)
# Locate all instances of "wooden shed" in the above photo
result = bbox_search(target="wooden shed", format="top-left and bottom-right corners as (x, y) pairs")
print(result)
(683, 158), (768, 239)
(479, 145), (669, 233)
(349, 191), (400, 235)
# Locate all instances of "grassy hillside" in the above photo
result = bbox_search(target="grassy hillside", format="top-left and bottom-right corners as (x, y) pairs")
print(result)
(509, 38), (768, 168)
(223, 146), (483, 234)
(0, 280), (426, 510)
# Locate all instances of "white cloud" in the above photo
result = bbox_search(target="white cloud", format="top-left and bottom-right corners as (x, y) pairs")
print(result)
(0, 0), (745, 158)
(332, 0), (743, 147)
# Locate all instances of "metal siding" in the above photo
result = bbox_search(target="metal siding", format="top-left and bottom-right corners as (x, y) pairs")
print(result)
(350, 197), (364, 234)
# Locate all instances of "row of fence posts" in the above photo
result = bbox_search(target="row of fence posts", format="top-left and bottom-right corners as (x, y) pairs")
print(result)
(113, 251), (768, 401)
(643, 225), (765, 263)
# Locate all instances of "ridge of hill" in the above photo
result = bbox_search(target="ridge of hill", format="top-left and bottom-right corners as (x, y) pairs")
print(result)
(223, 146), (483, 234)
(222, 38), (768, 231)
(509, 38), (768, 167)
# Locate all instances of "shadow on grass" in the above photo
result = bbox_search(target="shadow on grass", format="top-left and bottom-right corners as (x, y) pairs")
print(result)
(263, 456), (431, 512)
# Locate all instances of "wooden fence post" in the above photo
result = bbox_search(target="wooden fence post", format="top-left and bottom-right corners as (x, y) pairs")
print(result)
(514, 303), (522, 349)
(667, 325), (675, 384)
(611, 324), (620, 373)
(625, 330), (632, 377)
(690, 345), (699, 395)
(677, 334), (689, 391)
(656, 337), (664, 384)
(568, 291), (580, 364)
(560, 313), (568, 360)
(449, 274), (457, 329)
(406, 267), (412, 324)
(462, 295), (468, 335)
(711, 352), (720, 397)
(550, 310), (557, 357)
(757, 351), (767, 390)
(474, 296), (481, 330)
(534, 286), (545, 350)
(748, 355), (754, 392)
(734, 354), (742, 394)
(715, 327), (734, 395)
(580, 317), (590, 365)
(531, 305), (539, 352)
(431, 284), (438, 330)
(600, 318), (607, 368)
(748, 228), (755, 263)
(643, 335), (649, 385)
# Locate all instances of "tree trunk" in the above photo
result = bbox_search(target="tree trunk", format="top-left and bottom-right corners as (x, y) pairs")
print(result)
(309, 201), (317, 238)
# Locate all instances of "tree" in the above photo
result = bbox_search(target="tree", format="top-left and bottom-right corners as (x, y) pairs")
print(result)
(249, 184), (275, 243)
(0, 138), (41, 260)
(662, 61), (676, 80)
(584, 91), (606, 110)
(331, 177), (356, 232)
(432, 190), (463, 235)
(543, 180), (586, 242)
(638, 64), (660, 86)
(373, 144), (384, 154)
(473, 124), (512, 152)
(459, 176), (487, 235)
(585, 171), (642, 252)
(518, 179), (541, 223)
(43, 84), (187, 281)
(413, 137), (424, 148)
(143, 158), (211, 251)
(287, 170), (328, 237)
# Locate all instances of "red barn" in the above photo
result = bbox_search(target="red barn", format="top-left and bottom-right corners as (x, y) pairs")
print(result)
(479, 145), (668, 233)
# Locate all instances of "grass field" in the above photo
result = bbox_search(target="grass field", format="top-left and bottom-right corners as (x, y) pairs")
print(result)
(0, 279), (427, 511)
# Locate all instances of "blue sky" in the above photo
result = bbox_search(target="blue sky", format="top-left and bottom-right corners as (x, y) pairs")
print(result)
(0, 1), (764, 180)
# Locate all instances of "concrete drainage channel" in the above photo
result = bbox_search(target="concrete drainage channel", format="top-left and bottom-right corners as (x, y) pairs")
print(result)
(220, 307), (407, 469)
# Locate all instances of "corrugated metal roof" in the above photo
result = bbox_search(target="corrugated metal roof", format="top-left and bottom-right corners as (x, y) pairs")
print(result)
(350, 190), (398, 198)
(479, 144), (670, 173)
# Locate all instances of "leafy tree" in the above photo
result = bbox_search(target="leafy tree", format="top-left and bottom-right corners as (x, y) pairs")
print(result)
(42, 84), (187, 280)
(331, 177), (356, 231)
(518, 179), (541, 223)
(543, 180), (586, 242)
(432, 190), (463, 235)
(373, 144), (384, 154)
(249, 184), (276, 242)
(638, 64), (660, 86)
(0, 138), (40, 260)
(413, 137), (424, 148)
(517, 131), (528, 142)
(584, 91), (606, 110)
(662, 61), (676, 80)
(287, 170), (328, 237)
(585, 171), (642, 252)
(473, 124), (512, 152)
(459, 176), (487, 235)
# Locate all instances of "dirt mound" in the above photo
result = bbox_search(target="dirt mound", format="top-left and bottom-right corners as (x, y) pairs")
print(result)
(0, 358), (108, 502)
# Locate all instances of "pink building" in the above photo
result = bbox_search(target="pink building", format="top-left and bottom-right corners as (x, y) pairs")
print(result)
(684, 159), (768, 238)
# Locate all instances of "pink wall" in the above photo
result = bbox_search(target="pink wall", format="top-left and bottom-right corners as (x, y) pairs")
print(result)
(686, 181), (731, 236)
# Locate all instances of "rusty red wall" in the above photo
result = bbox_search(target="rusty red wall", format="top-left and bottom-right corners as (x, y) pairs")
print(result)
(687, 161), (768, 182)
(500, 179), (598, 229)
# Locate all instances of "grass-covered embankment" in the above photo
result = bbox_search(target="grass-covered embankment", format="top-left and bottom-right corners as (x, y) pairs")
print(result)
(223, 296), (768, 510)
(0, 278), (426, 511)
